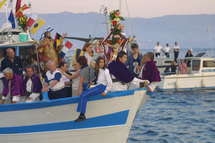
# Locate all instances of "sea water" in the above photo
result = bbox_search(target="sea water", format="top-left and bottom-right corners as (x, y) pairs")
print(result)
(126, 48), (215, 143)
(127, 90), (215, 143)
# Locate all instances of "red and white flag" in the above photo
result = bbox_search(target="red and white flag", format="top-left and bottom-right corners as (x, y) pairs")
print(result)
(59, 41), (73, 58)
(26, 14), (38, 27)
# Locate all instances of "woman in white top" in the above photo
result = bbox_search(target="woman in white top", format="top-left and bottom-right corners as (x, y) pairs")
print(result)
(74, 56), (113, 122)
(82, 43), (94, 67)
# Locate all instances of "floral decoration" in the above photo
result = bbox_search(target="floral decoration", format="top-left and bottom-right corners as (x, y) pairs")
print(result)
(16, 15), (28, 32)
(109, 10), (125, 46)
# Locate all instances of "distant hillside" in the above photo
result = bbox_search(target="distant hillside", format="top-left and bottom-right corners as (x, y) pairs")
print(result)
(0, 12), (215, 49)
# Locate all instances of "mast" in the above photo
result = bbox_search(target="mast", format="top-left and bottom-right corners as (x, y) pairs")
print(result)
(119, 0), (122, 14)
(103, 6), (111, 34)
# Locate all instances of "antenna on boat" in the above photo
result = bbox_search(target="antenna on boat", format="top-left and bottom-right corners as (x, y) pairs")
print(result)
(206, 15), (214, 58)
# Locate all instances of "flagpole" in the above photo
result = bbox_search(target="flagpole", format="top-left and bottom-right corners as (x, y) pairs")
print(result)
(33, 40), (42, 79)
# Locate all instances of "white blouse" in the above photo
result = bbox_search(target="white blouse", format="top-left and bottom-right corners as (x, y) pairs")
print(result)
(96, 68), (113, 93)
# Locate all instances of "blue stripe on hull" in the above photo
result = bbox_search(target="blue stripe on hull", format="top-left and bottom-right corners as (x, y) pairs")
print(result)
(0, 88), (145, 112)
(0, 110), (129, 134)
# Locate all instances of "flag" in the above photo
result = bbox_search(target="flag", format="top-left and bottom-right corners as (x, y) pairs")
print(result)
(15, 0), (21, 14)
(30, 18), (46, 34)
(39, 26), (54, 41)
(26, 13), (38, 27)
(8, 10), (15, 29)
(54, 33), (62, 49)
(59, 41), (73, 58)
(71, 48), (83, 66)
(0, 0), (7, 10)
(15, 4), (29, 18)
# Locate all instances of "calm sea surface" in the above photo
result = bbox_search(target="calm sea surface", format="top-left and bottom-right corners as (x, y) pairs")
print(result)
(127, 48), (215, 143)
(127, 90), (215, 143)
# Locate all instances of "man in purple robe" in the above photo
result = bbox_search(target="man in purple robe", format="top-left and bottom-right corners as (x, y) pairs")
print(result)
(108, 51), (149, 91)
(23, 66), (42, 102)
(1, 68), (25, 104)
(142, 52), (161, 92)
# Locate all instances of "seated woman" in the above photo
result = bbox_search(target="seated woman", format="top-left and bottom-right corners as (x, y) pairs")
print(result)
(170, 60), (177, 74)
(164, 67), (171, 75)
(74, 57), (113, 122)
(178, 59), (187, 74)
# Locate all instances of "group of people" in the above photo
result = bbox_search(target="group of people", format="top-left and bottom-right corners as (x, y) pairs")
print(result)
(153, 42), (180, 62)
(0, 39), (161, 123)
(164, 50), (193, 75)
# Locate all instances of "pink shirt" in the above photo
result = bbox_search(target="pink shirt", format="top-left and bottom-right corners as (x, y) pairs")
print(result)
(178, 63), (187, 74)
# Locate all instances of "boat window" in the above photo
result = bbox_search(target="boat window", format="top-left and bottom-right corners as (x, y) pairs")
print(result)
(203, 61), (215, 68)
(164, 61), (172, 64)
(154, 61), (157, 64)
(19, 46), (35, 68)
(192, 60), (200, 70)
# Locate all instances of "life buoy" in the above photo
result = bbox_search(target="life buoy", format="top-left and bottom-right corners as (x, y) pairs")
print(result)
(95, 46), (104, 53)
(175, 80), (180, 90)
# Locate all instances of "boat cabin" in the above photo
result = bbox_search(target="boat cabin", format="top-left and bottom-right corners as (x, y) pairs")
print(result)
(179, 57), (215, 74)
(154, 57), (175, 74)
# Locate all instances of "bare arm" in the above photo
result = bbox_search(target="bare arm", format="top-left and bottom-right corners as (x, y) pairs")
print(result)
(58, 68), (80, 79)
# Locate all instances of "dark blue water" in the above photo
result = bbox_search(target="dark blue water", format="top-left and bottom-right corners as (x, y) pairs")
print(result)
(128, 90), (215, 143)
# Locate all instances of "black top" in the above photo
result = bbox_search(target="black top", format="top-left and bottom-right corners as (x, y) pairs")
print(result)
(170, 65), (177, 74)
(185, 53), (193, 57)
(1, 56), (23, 75)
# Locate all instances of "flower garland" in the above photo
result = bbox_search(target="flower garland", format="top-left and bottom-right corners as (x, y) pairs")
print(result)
(16, 15), (28, 32)
(109, 10), (125, 46)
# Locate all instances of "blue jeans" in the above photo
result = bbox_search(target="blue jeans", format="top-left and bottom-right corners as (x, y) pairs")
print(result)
(77, 84), (106, 114)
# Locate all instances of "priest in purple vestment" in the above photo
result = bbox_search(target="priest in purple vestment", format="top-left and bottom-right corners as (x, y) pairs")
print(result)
(23, 66), (42, 102)
(108, 51), (149, 91)
(1, 68), (25, 104)
(142, 52), (161, 92)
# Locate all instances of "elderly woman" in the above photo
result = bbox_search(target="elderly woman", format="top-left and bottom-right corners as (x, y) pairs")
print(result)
(71, 60), (81, 96)
(41, 60), (66, 100)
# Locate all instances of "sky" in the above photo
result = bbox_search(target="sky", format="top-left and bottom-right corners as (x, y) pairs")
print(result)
(0, 0), (215, 18)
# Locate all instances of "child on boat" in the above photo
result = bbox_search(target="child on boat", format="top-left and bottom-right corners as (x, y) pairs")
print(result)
(75, 57), (113, 122)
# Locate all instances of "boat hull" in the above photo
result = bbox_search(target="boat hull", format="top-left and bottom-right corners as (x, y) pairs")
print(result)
(0, 88), (149, 143)
(158, 73), (215, 91)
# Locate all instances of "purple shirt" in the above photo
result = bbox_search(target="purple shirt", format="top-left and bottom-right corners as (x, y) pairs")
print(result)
(23, 73), (42, 94)
(142, 61), (161, 83)
(2, 74), (25, 97)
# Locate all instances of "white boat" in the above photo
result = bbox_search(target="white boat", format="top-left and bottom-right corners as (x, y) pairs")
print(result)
(154, 57), (174, 74)
(0, 88), (149, 143)
(157, 57), (215, 91)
